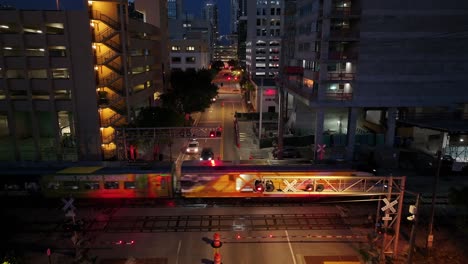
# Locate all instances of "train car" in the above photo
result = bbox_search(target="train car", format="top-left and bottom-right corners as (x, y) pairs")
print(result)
(179, 160), (376, 198)
(41, 164), (174, 198)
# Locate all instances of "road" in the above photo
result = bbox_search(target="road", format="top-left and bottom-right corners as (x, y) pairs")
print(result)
(7, 205), (369, 264)
(181, 70), (244, 162)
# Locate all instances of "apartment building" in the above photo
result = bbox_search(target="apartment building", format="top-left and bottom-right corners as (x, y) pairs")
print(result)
(278, 0), (468, 161)
(170, 39), (210, 71)
(0, 0), (169, 161)
(245, 0), (282, 78)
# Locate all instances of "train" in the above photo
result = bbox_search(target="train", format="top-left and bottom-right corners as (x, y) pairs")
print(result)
(0, 160), (380, 199)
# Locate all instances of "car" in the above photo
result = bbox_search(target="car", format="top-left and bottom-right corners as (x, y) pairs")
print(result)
(200, 148), (215, 160)
(186, 139), (199, 154)
(272, 147), (301, 159)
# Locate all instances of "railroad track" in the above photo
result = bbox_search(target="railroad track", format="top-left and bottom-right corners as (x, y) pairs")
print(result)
(20, 213), (349, 233)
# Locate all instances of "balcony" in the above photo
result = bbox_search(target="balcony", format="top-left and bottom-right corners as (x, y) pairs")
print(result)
(277, 78), (316, 101)
(324, 91), (353, 101)
(327, 72), (355, 81)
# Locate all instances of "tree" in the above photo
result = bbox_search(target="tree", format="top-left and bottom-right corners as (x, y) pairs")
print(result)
(135, 106), (185, 127)
(227, 59), (238, 68)
(211, 60), (224, 71)
(163, 69), (218, 114)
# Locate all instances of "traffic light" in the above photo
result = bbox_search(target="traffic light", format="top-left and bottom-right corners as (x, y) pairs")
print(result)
(316, 184), (324, 192)
(214, 252), (222, 264)
(265, 180), (275, 192)
(209, 130), (215, 137)
(211, 233), (223, 248)
(254, 180), (264, 192)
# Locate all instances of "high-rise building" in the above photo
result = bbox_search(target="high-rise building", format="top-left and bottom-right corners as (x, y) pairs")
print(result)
(202, 1), (219, 60)
(245, 0), (282, 78)
(277, 0), (468, 161)
(230, 0), (239, 34)
(0, 0), (169, 161)
(167, 0), (183, 20)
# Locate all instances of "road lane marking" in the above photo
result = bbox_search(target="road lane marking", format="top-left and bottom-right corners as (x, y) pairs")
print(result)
(285, 230), (297, 264)
(176, 240), (182, 264)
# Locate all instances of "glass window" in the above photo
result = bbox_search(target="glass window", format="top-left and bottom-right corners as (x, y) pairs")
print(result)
(124, 181), (136, 189)
(104, 181), (119, 189)
(63, 181), (79, 190)
(51, 68), (70, 79)
(49, 46), (67, 57)
(185, 57), (196, 63)
(171, 46), (180, 51)
(171, 57), (181, 63)
(84, 182), (100, 190)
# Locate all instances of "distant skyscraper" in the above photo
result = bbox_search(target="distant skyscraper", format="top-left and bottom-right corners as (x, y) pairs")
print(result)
(167, 0), (183, 19)
(230, 0), (239, 34)
(202, 1), (219, 59)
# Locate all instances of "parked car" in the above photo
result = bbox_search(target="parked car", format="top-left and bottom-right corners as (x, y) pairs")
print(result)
(186, 139), (199, 154)
(200, 148), (215, 160)
(272, 147), (301, 159)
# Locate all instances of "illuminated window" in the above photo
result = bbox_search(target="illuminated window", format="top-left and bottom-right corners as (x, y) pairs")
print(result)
(23, 26), (43, 34)
(25, 47), (45, 57)
(45, 23), (64, 34)
(52, 68), (70, 79)
(171, 46), (181, 51)
(186, 46), (195, 51)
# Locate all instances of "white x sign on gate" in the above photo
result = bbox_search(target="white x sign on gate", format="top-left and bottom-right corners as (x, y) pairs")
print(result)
(62, 197), (76, 212)
(381, 198), (397, 213)
(282, 179), (298, 192)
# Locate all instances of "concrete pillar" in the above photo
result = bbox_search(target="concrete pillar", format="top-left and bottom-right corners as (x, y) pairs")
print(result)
(314, 108), (325, 160)
(385, 108), (397, 147)
(346, 107), (358, 161)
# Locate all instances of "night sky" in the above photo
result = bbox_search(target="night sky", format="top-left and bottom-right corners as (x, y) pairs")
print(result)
(10, 0), (231, 35)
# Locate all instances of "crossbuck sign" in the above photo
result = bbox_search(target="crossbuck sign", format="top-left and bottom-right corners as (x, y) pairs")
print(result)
(381, 198), (397, 213)
(282, 179), (298, 192)
(62, 197), (76, 212)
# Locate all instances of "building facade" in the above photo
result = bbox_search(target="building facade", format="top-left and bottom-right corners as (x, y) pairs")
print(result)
(170, 39), (210, 71)
(278, 0), (468, 161)
(0, 0), (169, 161)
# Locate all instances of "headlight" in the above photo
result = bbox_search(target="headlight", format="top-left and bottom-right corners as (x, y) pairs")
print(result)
(208, 157), (212, 160)
(194, 148), (198, 152)
(200, 158), (203, 160)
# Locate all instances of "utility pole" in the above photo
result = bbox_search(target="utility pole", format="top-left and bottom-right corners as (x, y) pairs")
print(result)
(277, 85), (284, 160)
(427, 150), (442, 251)
(258, 78), (264, 148)
(407, 193), (421, 264)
